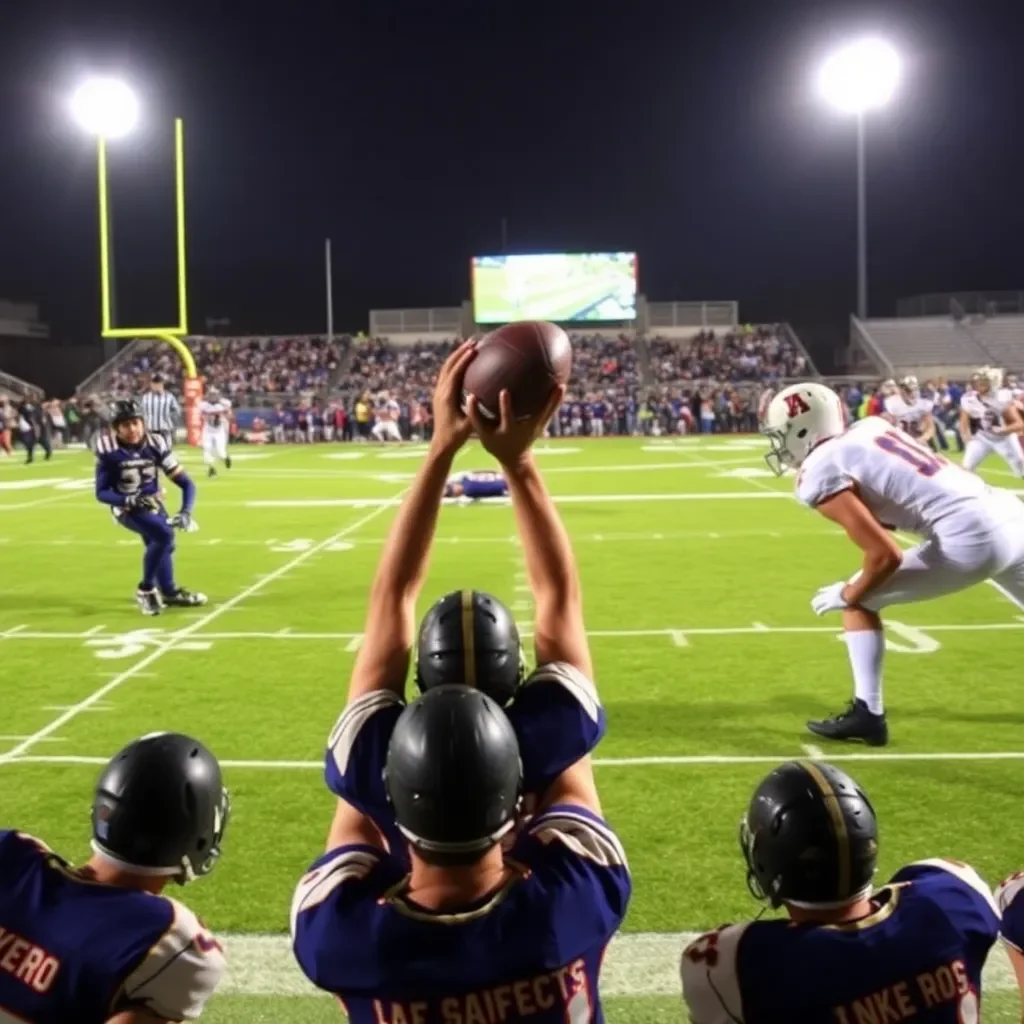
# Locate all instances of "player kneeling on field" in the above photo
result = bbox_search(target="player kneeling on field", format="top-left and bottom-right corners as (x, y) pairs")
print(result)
(95, 400), (207, 616)
(762, 382), (1024, 745)
(290, 341), (629, 1023)
(682, 760), (999, 1024)
(0, 732), (229, 1023)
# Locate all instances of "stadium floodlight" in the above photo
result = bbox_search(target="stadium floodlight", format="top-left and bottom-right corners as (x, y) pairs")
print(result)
(70, 77), (139, 139)
(817, 38), (900, 115)
(816, 38), (901, 320)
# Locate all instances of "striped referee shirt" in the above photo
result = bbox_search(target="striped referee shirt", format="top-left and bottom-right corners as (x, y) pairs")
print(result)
(139, 390), (181, 432)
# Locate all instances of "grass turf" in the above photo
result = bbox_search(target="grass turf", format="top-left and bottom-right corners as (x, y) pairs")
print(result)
(1, 435), (1022, 1019)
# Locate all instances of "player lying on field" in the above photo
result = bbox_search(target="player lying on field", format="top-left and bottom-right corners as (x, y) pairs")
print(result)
(290, 340), (630, 1024)
(762, 381), (1024, 745)
(94, 399), (207, 616)
(682, 760), (1000, 1024)
(444, 468), (508, 501)
(0, 732), (229, 1023)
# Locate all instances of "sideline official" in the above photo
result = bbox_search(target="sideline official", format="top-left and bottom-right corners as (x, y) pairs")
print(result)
(140, 374), (181, 448)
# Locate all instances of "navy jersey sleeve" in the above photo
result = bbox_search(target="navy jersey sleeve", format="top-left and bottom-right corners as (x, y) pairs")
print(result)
(510, 804), (630, 964)
(94, 441), (129, 505)
(889, 858), (1000, 947)
(324, 690), (405, 822)
(506, 662), (605, 794)
(996, 872), (1024, 952)
(290, 843), (398, 991)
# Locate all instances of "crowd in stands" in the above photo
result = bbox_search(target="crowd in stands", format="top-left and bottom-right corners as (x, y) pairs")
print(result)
(83, 328), (812, 443)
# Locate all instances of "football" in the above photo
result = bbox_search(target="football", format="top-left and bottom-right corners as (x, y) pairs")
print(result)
(463, 321), (573, 421)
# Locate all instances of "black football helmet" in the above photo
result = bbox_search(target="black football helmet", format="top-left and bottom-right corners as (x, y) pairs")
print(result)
(111, 399), (143, 427)
(740, 760), (878, 908)
(385, 685), (522, 860)
(91, 732), (229, 885)
(415, 590), (525, 707)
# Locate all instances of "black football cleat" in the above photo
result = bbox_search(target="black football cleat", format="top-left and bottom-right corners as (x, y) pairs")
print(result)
(161, 587), (208, 607)
(136, 588), (163, 616)
(207, 465), (217, 478)
(807, 699), (888, 747)
(225, 455), (232, 470)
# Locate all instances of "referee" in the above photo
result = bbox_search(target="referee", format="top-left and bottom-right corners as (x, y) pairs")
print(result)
(139, 374), (181, 448)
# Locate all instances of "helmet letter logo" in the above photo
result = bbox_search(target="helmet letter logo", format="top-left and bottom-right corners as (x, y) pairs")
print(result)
(785, 394), (811, 417)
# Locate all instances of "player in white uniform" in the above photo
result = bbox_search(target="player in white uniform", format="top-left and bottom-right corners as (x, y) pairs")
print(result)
(959, 367), (1024, 476)
(370, 392), (402, 442)
(762, 382), (1024, 745)
(199, 387), (233, 477)
(883, 375), (935, 446)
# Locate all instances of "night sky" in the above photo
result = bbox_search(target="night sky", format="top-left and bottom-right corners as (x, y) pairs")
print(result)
(2, 1), (1022, 346)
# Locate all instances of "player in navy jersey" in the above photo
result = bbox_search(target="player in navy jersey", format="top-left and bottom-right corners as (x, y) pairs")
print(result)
(681, 761), (1000, 1024)
(291, 342), (628, 1023)
(95, 400), (206, 616)
(0, 732), (229, 1024)
(444, 469), (508, 501)
(995, 872), (1024, 1011)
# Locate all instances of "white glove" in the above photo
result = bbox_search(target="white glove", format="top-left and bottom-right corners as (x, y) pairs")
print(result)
(811, 581), (848, 616)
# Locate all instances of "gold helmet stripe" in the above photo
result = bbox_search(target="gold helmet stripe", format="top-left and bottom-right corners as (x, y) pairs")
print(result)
(799, 760), (850, 899)
(461, 589), (477, 688)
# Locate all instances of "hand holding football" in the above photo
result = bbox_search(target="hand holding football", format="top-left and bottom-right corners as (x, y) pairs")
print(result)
(462, 321), (572, 421)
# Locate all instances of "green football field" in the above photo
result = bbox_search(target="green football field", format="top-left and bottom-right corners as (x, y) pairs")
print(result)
(1, 435), (1022, 1023)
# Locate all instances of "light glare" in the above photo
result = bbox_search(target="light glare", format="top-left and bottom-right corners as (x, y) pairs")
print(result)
(818, 38), (900, 115)
(70, 78), (139, 138)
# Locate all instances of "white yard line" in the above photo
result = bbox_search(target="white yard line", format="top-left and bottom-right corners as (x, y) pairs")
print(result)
(246, 492), (798, 508)
(0, 492), (92, 512)
(219, 931), (1015, 998)
(0, 493), (406, 764)
(0, 619), (1020, 644)
(13, 749), (1024, 769)
(200, 931), (1018, 997)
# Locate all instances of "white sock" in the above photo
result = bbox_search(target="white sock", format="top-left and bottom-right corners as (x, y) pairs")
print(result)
(845, 630), (885, 715)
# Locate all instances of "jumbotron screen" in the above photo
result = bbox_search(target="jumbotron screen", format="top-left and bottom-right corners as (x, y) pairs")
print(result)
(472, 252), (638, 324)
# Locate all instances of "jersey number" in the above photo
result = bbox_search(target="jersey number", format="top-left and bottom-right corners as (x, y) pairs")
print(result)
(118, 465), (157, 494)
(873, 430), (945, 477)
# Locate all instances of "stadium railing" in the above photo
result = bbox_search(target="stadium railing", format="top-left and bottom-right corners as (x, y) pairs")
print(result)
(852, 315), (1003, 379)
(849, 316), (896, 378)
(0, 368), (44, 400)
(75, 338), (150, 398)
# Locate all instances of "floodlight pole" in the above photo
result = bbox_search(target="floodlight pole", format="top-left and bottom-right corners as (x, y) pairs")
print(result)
(856, 111), (868, 320)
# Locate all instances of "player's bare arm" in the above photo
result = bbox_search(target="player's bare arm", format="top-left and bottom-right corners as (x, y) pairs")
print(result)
(959, 407), (972, 440)
(815, 489), (903, 606)
(918, 411), (935, 443)
(347, 340), (478, 705)
(325, 793), (389, 852)
(995, 403), (1024, 436)
(469, 386), (601, 814)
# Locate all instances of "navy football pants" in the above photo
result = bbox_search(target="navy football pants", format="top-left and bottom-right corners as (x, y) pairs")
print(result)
(118, 510), (177, 592)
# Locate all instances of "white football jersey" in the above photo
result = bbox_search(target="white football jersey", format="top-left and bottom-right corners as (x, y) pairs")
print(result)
(378, 398), (400, 421)
(960, 388), (1014, 437)
(200, 399), (232, 430)
(120, 896), (226, 1019)
(883, 394), (931, 437)
(796, 415), (1019, 539)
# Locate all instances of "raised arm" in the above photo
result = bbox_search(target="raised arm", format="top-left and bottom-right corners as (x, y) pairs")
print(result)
(469, 387), (600, 814)
(347, 341), (477, 703)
